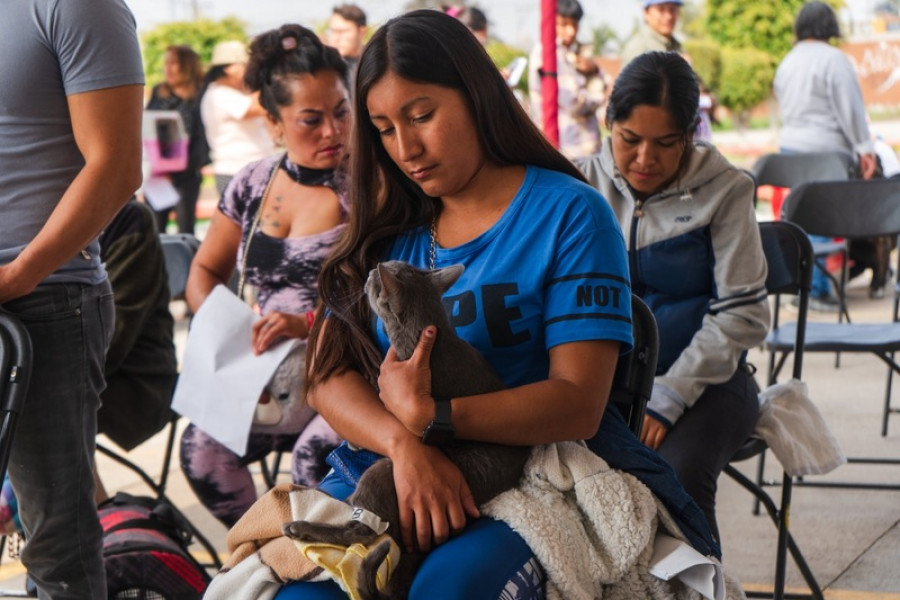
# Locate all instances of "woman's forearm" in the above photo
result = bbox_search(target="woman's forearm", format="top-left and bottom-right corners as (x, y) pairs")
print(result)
(308, 369), (423, 459)
(380, 339), (621, 447)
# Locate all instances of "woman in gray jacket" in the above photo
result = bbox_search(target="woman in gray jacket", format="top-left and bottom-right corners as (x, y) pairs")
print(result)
(577, 51), (770, 542)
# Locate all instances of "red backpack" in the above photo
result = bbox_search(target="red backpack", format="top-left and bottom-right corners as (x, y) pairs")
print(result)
(99, 493), (211, 600)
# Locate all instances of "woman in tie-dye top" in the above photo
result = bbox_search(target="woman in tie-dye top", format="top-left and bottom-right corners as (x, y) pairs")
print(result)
(179, 23), (349, 527)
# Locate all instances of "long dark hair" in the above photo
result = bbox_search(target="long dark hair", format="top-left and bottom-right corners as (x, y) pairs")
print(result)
(244, 23), (348, 121)
(159, 45), (203, 100)
(309, 9), (582, 388)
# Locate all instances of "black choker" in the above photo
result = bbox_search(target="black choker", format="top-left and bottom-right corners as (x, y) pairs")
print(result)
(280, 154), (335, 187)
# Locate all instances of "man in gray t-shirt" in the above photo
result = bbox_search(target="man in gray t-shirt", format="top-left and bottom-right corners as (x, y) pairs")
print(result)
(0, 1), (144, 597)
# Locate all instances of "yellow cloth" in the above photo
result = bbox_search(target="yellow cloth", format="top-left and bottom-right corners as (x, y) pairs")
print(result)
(205, 484), (402, 600)
(294, 534), (400, 600)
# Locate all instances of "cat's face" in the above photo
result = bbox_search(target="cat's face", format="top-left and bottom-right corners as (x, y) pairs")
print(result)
(365, 261), (464, 326)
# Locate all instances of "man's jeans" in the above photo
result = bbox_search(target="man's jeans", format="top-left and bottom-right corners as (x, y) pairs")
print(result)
(2, 282), (114, 599)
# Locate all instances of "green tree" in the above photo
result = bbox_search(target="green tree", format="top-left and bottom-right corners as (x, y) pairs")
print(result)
(683, 38), (722, 92)
(141, 17), (248, 89)
(717, 46), (776, 126)
(705, 0), (843, 61)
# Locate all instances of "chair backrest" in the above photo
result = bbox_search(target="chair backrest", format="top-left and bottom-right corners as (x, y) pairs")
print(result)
(611, 294), (659, 437)
(782, 178), (900, 239)
(0, 312), (33, 482)
(758, 221), (813, 380)
(752, 151), (855, 189)
(158, 233), (200, 300)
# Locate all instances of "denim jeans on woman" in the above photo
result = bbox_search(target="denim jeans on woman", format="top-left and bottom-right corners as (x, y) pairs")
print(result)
(2, 282), (114, 599)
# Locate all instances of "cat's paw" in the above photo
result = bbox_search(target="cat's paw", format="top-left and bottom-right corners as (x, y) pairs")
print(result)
(282, 519), (382, 546)
(282, 519), (316, 540)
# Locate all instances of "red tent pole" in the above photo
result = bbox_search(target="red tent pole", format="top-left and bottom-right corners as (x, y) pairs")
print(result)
(540, 0), (559, 148)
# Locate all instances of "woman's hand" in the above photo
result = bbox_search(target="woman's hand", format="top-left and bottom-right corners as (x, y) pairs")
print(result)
(859, 152), (878, 180)
(390, 438), (480, 553)
(378, 326), (437, 435)
(251, 310), (307, 355)
(640, 414), (669, 450)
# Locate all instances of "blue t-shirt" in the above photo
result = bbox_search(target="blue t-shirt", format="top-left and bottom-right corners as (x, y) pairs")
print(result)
(375, 165), (633, 387)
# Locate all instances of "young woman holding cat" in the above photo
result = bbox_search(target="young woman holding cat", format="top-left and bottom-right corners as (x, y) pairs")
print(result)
(576, 51), (771, 544)
(180, 24), (346, 528)
(273, 11), (659, 600)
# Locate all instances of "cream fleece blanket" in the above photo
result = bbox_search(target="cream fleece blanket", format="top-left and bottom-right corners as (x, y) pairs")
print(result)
(482, 441), (747, 600)
(206, 444), (747, 600)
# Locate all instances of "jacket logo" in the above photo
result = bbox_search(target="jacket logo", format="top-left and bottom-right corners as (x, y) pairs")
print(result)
(675, 215), (692, 223)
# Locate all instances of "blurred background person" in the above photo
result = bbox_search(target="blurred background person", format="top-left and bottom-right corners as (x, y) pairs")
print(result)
(528, 0), (608, 160)
(775, 1), (879, 305)
(620, 0), (683, 66)
(444, 4), (489, 45)
(201, 39), (275, 197)
(146, 44), (209, 234)
(326, 4), (367, 86)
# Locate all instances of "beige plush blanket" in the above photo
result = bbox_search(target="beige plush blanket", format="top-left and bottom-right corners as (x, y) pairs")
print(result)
(482, 441), (747, 600)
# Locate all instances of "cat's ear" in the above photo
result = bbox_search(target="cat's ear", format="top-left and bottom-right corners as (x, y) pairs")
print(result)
(377, 263), (400, 297)
(430, 264), (464, 293)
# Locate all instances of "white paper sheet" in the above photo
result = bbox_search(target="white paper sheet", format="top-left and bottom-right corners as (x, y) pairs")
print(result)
(142, 175), (180, 211)
(649, 534), (724, 600)
(171, 285), (300, 455)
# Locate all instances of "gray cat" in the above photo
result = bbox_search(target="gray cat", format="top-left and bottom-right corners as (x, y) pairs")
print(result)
(283, 261), (531, 600)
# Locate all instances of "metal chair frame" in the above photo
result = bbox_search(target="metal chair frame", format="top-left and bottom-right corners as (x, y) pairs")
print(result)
(753, 151), (856, 323)
(757, 181), (900, 510)
(96, 231), (222, 570)
(725, 220), (823, 600)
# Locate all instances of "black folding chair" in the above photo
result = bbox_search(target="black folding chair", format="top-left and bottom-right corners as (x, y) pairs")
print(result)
(752, 151), (856, 190)
(611, 295), (658, 438)
(0, 313), (32, 487)
(752, 151), (856, 322)
(0, 313), (33, 597)
(159, 233), (200, 302)
(775, 179), (900, 444)
(725, 220), (823, 600)
(95, 231), (222, 569)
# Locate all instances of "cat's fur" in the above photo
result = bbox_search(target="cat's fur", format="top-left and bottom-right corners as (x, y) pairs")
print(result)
(283, 261), (531, 599)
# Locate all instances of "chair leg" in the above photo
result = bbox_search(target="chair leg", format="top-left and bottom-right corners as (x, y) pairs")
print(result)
(835, 250), (850, 368)
(753, 451), (766, 516)
(725, 465), (824, 600)
(258, 457), (276, 489)
(885, 353), (894, 437)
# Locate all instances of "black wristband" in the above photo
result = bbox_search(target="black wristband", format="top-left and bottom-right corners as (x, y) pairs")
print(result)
(422, 396), (454, 445)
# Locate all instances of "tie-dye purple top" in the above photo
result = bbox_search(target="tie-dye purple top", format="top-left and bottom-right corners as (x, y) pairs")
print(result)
(219, 154), (349, 316)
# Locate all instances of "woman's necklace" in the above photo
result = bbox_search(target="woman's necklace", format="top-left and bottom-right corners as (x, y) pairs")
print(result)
(429, 215), (438, 270)
(279, 154), (334, 187)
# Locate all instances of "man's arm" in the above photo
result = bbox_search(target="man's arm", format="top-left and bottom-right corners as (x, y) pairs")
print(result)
(0, 84), (144, 302)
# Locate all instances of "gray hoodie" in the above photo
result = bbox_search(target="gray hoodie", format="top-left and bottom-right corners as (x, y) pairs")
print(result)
(577, 140), (770, 426)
